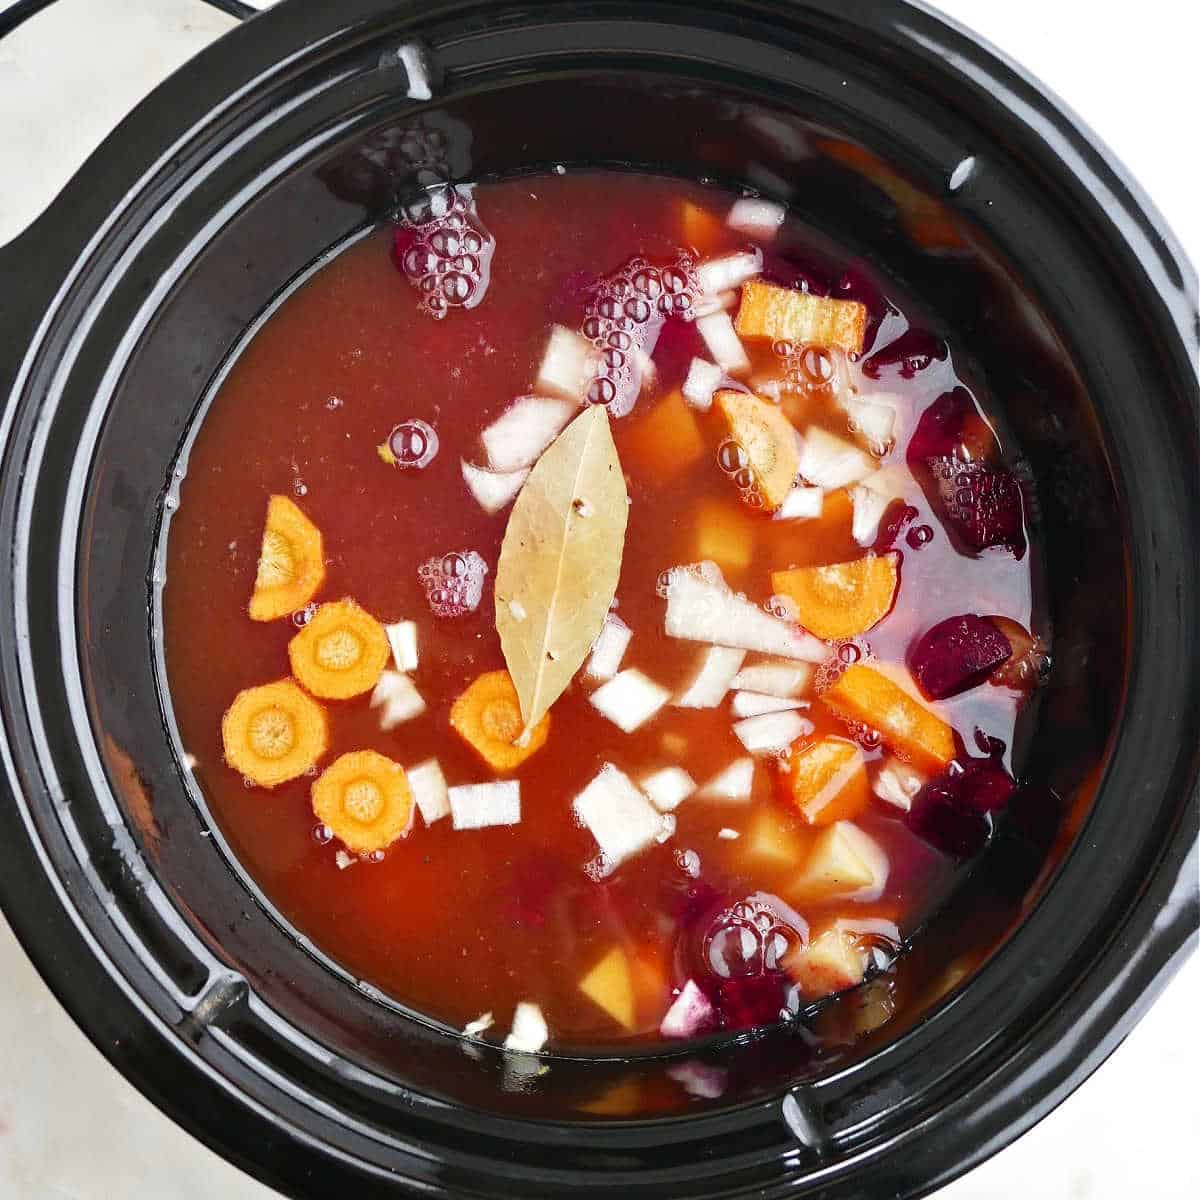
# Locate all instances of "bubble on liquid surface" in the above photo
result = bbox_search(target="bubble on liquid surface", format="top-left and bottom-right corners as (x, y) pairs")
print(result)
(700, 894), (807, 981)
(906, 523), (934, 549)
(717, 440), (747, 474)
(313, 823), (334, 845)
(292, 602), (318, 628)
(388, 419), (439, 469)
(418, 548), (487, 617)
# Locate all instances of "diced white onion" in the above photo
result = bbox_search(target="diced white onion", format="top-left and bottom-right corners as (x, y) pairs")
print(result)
(589, 669), (670, 732)
(504, 1001), (548, 1053)
(666, 1059), (729, 1099)
(682, 357), (723, 411)
(641, 766), (697, 813)
(449, 781), (520, 830)
(849, 484), (892, 547)
(872, 758), (925, 812)
(798, 427), (876, 489)
(696, 758), (755, 803)
(674, 645), (746, 708)
(335, 849), (355, 870)
(463, 1011), (494, 1038)
(731, 660), (811, 698)
(461, 460), (528, 514)
(696, 311), (750, 374)
(843, 395), (898, 455)
(369, 671), (426, 729)
(535, 324), (598, 402)
(408, 758), (449, 825)
(659, 979), (716, 1039)
(481, 395), (575, 473)
(775, 484), (825, 521)
(730, 690), (802, 717)
(385, 620), (419, 672)
(663, 563), (827, 662)
(733, 710), (813, 755)
(692, 290), (738, 319)
(695, 248), (764, 296)
(717, 827), (740, 840)
(574, 764), (673, 874)
(587, 614), (632, 681)
(726, 197), (786, 240)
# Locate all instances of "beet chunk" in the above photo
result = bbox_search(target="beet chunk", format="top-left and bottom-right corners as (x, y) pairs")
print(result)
(909, 614), (1013, 699)
(907, 387), (995, 464)
(716, 973), (790, 1031)
(932, 458), (1027, 554)
(908, 759), (1016, 858)
(862, 327), (948, 380)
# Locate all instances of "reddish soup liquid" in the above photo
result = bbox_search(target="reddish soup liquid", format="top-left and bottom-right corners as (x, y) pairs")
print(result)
(163, 171), (1045, 1051)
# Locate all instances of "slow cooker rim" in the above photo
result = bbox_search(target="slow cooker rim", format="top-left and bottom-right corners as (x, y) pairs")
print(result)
(0, 1), (1196, 1197)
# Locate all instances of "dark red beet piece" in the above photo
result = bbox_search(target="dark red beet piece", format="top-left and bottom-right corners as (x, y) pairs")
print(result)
(907, 759), (1016, 858)
(875, 503), (918, 551)
(862, 327), (948, 380)
(907, 387), (994, 463)
(716, 973), (790, 1031)
(932, 458), (1027, 554)
(909, 614), (1013, 699)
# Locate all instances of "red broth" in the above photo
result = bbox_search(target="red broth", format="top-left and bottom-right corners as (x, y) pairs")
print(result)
(163, 171), (1045, 1050)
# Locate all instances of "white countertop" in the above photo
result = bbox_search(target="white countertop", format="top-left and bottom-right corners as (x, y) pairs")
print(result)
(1, 1), (1196, 1195)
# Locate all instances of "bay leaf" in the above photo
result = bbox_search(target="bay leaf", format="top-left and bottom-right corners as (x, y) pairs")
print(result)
(495, 405), (628, 732)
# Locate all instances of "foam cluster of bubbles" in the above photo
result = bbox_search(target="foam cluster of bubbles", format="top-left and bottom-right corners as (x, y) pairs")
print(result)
(392, 184), (495, 320)
(702, 893), (808, 979)
(418, 550), (487, 618)
(579, 252), (701, 417)
(715, 438), (766, 509)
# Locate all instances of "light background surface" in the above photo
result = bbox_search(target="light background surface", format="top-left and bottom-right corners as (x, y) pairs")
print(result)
(0, 1), (1196, 1196)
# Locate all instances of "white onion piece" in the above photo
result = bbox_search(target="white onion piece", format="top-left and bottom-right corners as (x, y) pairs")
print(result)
(849, 484), (892, 547)
(536, 324), (598, 402)
(663, 563), (827, 662)
(659, 979), (716, 1039)
(461, 460), (529, 514)
(504, 1001), (548, 1053)
(798, 427), (876, 489)
(717, 828), (740, 840)
(384, 620), (419, 672)
(641, 766), (697, 813)
(730, 690), (802, 717)
(674, 645), (746, 708)
(696, 311), (750, 374)
(872, 758), (926, 813)
(726, 198), (786, 240)
(837, 822), (890, 901)
(408, 758), (450, 825)
(695, 248), (763, 295)
(449, 781), (520, 830)
(775, 484), (825, 521)
(589, 668), (670, 732)
(730, 660), (811, 698)
(843, 395), (898, 455)
(482, 395), (574, 473)
(463, 1011), (494, 1038)
(667, 1059), (729, 1099)
(691, 290), (738, 319)
(733, 710), (813, 755)
(696, 758), (755, 803)
(370, 671), (426, 729)
(682, 357), (723, 411)
(587, 613), (632, 681)
(574, 764), (673, 875)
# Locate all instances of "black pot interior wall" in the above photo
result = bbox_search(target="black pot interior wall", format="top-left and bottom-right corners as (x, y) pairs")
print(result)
(76, 70), (1120, 1117)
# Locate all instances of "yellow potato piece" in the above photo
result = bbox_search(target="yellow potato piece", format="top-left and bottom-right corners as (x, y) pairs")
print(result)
(249, 495), (325, 621)
(288, 599), (390, 700)
(311, 750), (413, 854)
(221, 679), (328, 788)
(578, 946), (636, 1031)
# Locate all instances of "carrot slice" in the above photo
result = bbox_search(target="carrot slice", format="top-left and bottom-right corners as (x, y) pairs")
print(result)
(782, 736), (870, 825)
(288, 599), (390, 700)
(249, 495), (325, 621)
(820, 663), (955, 772)
(625, 389), (707, 479)
(771, 553), (898, 640)
(680, 200), (727, 255)
(735, 280), (867, 354)
(714, 390), (800, 510)
(311, 750), (413, 854)
(450, 669), (550, 772)
(222, 679), (327, 788)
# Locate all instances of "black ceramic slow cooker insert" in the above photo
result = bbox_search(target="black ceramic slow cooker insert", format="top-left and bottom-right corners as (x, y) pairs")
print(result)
(0, 1), (1196, 1196)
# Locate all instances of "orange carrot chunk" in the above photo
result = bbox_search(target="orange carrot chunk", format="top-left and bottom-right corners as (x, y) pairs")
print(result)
(625, 389), (708, 479)
(288, 599), (390, 700)
(820, 663), (955, 773)
(714, 390), (800, 511)
(735, 279), (867, 354)
(222, 679), (328, 788)
(249, 495), (325, 621)
(680, 200), (728, 255)
(311, 750), (413, 854)
(782, 736), (870, 825)
(771, 553), (898, 640)
(450, 669), (550, 773)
